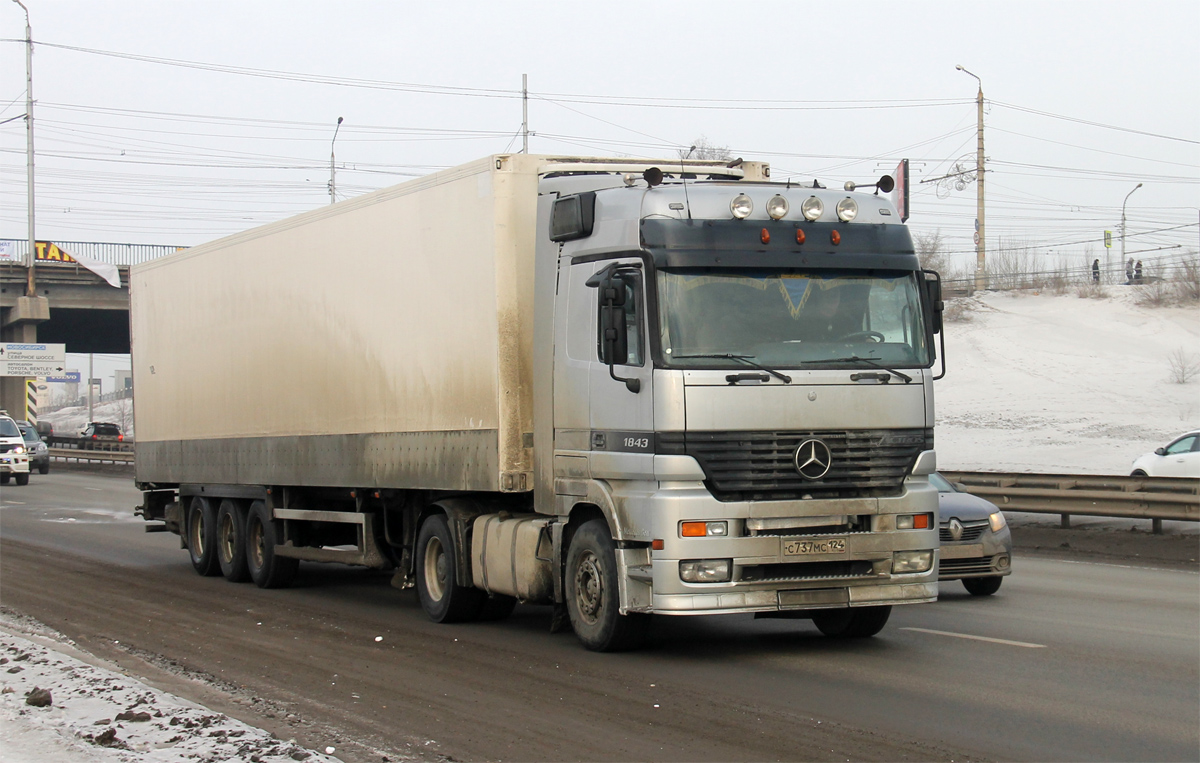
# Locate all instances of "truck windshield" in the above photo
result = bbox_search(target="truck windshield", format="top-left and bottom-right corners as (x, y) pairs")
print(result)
(656, 268), (930, 368)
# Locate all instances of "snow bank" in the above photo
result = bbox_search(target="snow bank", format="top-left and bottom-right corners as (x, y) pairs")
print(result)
(0, 614), (342, 763)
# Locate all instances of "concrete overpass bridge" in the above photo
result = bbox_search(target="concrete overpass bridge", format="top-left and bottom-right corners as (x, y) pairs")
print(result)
(0, 239), (182, 417)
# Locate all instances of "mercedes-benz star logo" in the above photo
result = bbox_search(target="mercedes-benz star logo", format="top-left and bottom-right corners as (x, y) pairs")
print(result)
(948, 518), (964, 542)
(793, 439), (832, 480)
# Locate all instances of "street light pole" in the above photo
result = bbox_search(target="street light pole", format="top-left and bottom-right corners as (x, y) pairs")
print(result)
(329, 116), (343, 205)
(13, 0), (35, 297)
(957, 65), (985, 293)
(1121, 183), (1143, 282)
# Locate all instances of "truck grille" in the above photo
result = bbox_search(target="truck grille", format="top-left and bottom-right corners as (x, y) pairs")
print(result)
(656, 428), (932, 502)
(740, 560), (878, 583)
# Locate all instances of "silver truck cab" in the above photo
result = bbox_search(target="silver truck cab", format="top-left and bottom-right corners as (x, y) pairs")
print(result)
(527, 163), (942, 648)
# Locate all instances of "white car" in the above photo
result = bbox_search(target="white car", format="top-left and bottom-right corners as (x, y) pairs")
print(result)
(1131, 431), (1200, 478)
(0, 414), (31, 486)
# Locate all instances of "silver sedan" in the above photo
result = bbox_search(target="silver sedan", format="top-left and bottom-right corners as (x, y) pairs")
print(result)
(930, 472), (1012, 596)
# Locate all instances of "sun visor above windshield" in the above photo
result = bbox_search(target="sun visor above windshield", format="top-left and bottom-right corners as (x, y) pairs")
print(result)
(639, 219), (918, 270)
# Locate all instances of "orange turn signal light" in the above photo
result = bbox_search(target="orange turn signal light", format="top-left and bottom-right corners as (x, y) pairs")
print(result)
(913, 514), (931, 529)
(831, 230), (841, 245)
(795, 229), (806, 245)
(681, 522), (708, 537)
(652, 539), (665, 550)
(760, 228), (770, 245)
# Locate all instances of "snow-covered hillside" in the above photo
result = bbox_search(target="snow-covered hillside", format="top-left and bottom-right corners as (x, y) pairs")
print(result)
(936, 289), (1199, 474)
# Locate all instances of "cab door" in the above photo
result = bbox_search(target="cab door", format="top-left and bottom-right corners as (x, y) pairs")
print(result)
(567, 257), (655, 477)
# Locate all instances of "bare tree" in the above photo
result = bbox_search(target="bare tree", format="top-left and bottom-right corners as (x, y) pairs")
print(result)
(914, 230), (949, 273)
(679, 137), (731, 161)
(1167, 348), (1200, 384)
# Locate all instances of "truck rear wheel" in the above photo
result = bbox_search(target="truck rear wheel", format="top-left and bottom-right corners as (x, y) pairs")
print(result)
(565, 519), (649, 652)
(812, 605), (892, 638)
(216, 499), (251, 583)
(186, 497), (221, 577)
(246, 499), (298, 589)
(415, 513), (484, 623)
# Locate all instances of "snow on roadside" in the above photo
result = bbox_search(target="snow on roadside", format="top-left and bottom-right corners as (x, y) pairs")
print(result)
(936, 288), (1199, 474)
(0, 614), (342, 763)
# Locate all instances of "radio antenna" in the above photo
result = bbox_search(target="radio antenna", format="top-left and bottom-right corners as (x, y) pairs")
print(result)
(681, 145), (696, 221)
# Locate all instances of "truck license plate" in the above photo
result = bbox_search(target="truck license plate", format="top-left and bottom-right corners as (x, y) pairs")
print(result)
(783, 537), (847, 556)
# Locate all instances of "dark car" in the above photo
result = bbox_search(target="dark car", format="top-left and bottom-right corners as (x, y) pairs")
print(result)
(931, 472), (1013, 595)
(15, 421), (49, 474)
(79, 422), (124, 450)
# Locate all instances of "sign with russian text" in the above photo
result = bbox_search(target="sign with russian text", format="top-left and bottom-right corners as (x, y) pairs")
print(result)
(0, 343), (68, 378)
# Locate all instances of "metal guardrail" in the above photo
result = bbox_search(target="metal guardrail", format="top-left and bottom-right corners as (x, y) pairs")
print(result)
(942, 471), (1199, 533)
(47, 435), (134, 452)
(49, 447), (134, 464)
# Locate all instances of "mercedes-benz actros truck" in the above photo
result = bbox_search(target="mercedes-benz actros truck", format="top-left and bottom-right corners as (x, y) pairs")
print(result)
(133, 154), (945, 651)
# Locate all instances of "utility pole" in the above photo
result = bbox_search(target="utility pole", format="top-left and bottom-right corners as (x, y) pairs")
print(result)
(957, 65), (985, 293)
(1121, 183), (1143, 280)
(329, 116), (343, 205)
(521, 74), (529, 154)
(13, 0), (35, 296)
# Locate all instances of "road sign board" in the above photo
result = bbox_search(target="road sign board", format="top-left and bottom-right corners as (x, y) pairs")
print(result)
(45, 371), (82, 384)
(0, 343), (67, 378)
(1104, 230), (1113, 249)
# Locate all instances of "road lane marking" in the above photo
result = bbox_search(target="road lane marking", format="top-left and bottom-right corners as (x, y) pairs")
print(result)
(901, 627), (1046, 648)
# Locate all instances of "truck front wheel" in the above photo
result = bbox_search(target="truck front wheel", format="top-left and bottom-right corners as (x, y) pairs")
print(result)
(246, 499), (298, 589)
(217, 499), (251, 583)
(186, 497), (221, 577)
(415, 514), (485, 623)
(812, 605), (892, 638)
(565, 519), (649, 651)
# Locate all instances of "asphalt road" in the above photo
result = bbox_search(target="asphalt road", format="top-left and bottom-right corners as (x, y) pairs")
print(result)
(2, 470), (1198, 762)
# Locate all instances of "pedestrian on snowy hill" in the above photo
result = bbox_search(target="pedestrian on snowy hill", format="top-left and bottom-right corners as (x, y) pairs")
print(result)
(1135, 260), (1144, 284)
(1126, 258), (1135, 284)
(1092, 259), (1100, 283)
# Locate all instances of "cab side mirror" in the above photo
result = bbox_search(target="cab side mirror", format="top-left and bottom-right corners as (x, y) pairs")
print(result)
(587, 265), (641, 393)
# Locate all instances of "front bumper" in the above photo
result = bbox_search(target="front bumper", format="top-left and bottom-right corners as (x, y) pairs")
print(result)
(613, 480), (940, 615)
(937, 526), (1013, 580)
(0, 454), (30, 474)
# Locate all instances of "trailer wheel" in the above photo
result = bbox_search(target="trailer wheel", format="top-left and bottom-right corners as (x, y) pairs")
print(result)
(246, 500), (298, 589)
(565, 519), (649, 651)
(186, 497), (221, 577)
(415, 514), (484, 623)
(812, 605), (892, 638)
(216, 499), (251, 583)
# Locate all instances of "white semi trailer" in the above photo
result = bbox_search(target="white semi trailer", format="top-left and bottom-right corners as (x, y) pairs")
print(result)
(133, 154), (946, 651)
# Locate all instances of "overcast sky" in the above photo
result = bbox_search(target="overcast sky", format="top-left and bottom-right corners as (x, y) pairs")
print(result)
(2, 0), (1198, 279)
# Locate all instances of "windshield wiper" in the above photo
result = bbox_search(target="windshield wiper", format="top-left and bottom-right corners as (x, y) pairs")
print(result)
(818, 356), (913, 384)
(672, 353), (792, 384)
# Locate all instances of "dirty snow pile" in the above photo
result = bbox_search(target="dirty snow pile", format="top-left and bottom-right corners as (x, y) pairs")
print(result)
(935, 288), (1199, 474)
(0, 619), (342, 763)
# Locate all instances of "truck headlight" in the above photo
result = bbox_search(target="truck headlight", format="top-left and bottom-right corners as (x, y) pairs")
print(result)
(989, 511), (1007, 532)
(801, 196), (824, 221)
(679, 559), (732, 583)
(765, 195), (789, 220)
(836, 197), (859, 222)
(892, 550), (933, 574)
(730, 194), (753, 219)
